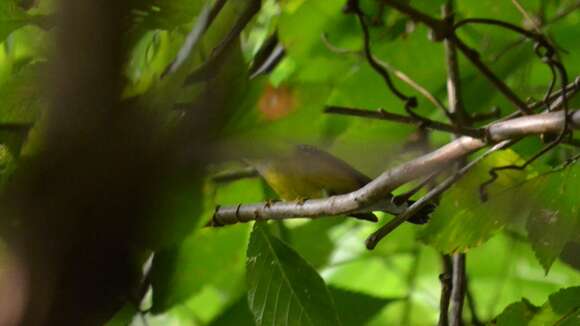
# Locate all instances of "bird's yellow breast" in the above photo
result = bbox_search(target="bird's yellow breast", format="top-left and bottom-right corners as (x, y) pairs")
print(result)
(251, 145), (369, 201)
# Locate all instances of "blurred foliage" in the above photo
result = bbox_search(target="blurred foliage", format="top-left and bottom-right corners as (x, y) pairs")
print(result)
(0, 0), (579, 325)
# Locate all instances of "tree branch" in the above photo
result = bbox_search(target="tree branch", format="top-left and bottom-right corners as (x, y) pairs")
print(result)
(324, 106), (483, 138)
(449, 253), (466, 326)
(211, 167), (258, 183)
(443, 3), (469, 325)
(321, 33), (450, 116)
(365, 139), (515, 249)
(211, 109), (580, 228)
(347, 0), (414, 105)
(439, 255), (453, 326)
(381, 0), (445, 33)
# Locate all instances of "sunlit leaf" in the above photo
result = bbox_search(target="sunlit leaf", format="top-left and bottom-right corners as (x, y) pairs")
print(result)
(526, 163), (580, 273)
(0, 1), (51, 42)
(419, 149), (529, 253)
(289, 219), (341, 268)
(246, 223), (342, 326)
(0, 63), (43, 124)
(529, 287), (580, 326)
(207, 295), (255, 326)
(495, 298), (539, 326)
(329, 286), (398, 326)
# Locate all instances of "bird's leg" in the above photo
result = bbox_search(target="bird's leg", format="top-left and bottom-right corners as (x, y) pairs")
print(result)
(295, 197), (308, 205)
(264, 198), (280, 208)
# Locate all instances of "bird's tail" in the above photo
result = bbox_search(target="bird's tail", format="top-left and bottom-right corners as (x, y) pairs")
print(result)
(405, 201), (436, 224)
(349, 212), (379, 222)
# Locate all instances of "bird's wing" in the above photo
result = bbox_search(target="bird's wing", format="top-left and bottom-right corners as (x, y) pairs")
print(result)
(294, 144), (372, 188)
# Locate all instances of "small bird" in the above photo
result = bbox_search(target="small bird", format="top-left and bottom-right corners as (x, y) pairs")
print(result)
(248, 144), (434, 223)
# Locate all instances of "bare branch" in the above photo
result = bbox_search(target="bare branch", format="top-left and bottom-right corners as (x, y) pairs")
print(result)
(439, 255), (453, 326)
(449, 253), (466, 326)
(449, 35), (532, 114)
(549, 0), (580, 24)
(443, 2), (468, 126)
(321, 33), (450, 115)
(365, 139), (515, 249)
(212, 110), (580, 228)
(324, 106), (483, 138)
(381, 0), (445, 33)
(347, 0), (414, 105)
(511, 0), (542, 33)
(211, 167), (258, 183)
(443, 3), (469, 324)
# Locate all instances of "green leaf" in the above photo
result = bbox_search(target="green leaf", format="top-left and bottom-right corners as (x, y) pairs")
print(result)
(495, 287), (580, 326)
(0, 1), (47, 42)
(496, 299), (539, 326)
(208, 286), (397, 326)
(151, 224), (250, 313)
(0, 144), (16, 188)
(559, 241), (580, 272)
(129, 0), (204, 33)
(208, 295), (255, 326)
(529, 287), (580, 326)
(526, 164), (580, 274)
(329, 286), (397, 326)
(246, 223), (342, 326)
(0, 63), (43, 124)
(289, 219), (341, 268)
(419, 149), (529, 253)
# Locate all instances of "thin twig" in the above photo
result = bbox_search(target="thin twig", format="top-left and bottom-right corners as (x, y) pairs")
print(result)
(453, 17), (565, 113)
(449, 253), (466, 326)
(375, 57), (452, 118)
(465, 278), (484, 326)
(347, 0), (414, 105)
(480, 53), (572, 201)
(392, 172), (440, 205)
(511, 0), (542, 33)
(321, 33), (450, 116)
(443, 3), (470, 325)
(453, 18), (544, 43)
(381, 0), (445, 33)
(439, 255), (453, 326)
(320, 33), (360, 55)
(470, 107), (501, 122)
(497, 76), (580, 123)
(443, 2), (468, 127)
(381, 1), (533, 114)
(324, 106), (484, 138)
(211, 167), (258, 183)
(450, 35), (532, 114)
(492, 0), (580, 62)
(549, 0), (580, 24)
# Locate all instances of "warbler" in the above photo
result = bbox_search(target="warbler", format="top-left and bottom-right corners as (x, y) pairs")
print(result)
(248, 144), (434, 223)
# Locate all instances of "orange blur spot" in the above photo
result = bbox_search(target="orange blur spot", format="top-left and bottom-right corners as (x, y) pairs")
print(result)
(258, 84), (296, 121)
